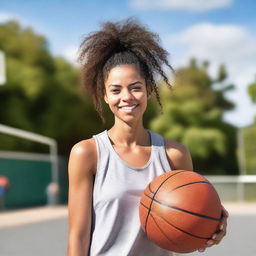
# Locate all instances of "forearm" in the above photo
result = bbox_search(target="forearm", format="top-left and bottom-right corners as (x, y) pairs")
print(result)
(67, 235), (90, 256)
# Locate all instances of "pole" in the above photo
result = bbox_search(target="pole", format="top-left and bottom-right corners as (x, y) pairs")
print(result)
(237, 128), (246, 175)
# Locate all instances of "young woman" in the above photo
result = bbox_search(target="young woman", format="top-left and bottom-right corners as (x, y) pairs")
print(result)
(67, 18), (228, 256)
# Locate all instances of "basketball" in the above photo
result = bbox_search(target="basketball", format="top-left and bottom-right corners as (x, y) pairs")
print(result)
(139, 170), (222, 253)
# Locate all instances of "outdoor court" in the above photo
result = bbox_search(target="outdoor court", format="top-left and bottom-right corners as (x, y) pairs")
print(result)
(0, 202), (255, 256)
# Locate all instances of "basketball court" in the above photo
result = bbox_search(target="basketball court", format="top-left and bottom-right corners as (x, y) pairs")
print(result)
(0, 202), (255, 256)
(0, 39), (255, 256)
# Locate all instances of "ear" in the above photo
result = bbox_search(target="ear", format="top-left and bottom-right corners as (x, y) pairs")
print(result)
(104, 94), (109, 104)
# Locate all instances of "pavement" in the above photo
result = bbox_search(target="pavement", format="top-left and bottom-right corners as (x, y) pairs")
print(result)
(0, 202), (256, 256)
(0, 202), (256, 229)
(0, 205), (68, 228)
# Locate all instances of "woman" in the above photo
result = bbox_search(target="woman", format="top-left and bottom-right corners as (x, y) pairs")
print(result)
(67, 18), (228, 256)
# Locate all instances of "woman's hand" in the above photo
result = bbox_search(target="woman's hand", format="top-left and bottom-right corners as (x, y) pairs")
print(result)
(198, 205), (229, 252)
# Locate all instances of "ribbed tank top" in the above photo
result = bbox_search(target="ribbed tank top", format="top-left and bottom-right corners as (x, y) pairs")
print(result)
(89, 130), (173, 256)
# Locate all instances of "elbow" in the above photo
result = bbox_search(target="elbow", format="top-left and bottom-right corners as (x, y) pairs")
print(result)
(68, 232), (90, 256)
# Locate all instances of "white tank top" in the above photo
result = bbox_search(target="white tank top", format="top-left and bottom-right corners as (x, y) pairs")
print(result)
(89, 130), (173, 256)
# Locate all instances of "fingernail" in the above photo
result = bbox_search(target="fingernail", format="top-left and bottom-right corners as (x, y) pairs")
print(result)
(198, 248), (205, 252)
(213, 234), (217, 239)
(220, 225), (224, 230)
(207, 240), (214, 245)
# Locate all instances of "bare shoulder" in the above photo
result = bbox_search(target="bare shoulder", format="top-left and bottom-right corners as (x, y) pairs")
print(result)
(68, 138), (97, 176)
(164, 138), (193, 171)
(70, 138), (97, 157)
(68, 138), (97, 249)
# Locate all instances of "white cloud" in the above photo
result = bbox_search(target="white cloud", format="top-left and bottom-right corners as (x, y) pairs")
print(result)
(130, 0), (232, 12)
(61, 46), (80, 66)
(166, 23), (256, 127)
(0, 12), (27, 25)
(170, 24), (256, 64)
(0, 11), (50, 38)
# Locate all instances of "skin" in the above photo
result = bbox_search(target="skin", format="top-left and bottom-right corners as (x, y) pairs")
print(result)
(67, 64), (228, 255)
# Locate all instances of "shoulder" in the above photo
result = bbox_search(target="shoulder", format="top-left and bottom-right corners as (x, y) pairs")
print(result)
(70, 138), (97, 156)
(68, 138), (97, 176)
(164, 138), (193, 171)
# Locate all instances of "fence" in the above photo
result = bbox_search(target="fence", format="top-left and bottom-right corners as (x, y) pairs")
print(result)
(206, 175), (256, 202)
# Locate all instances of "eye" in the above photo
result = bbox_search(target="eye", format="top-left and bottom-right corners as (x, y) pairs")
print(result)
(111, 89), (120, 93)
(132, 86), (142, 91)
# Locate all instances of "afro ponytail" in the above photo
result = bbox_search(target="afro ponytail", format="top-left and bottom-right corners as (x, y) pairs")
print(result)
(78, 17), (174, 121)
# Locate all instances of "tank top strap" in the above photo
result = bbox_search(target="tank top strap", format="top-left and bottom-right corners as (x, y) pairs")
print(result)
(149, 130), (172, 172)
(93, 130), (171, 172)
(92, 130), (111, 173)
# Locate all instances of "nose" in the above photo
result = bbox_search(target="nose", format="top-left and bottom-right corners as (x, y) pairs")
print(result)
(122, 89), (134, 101)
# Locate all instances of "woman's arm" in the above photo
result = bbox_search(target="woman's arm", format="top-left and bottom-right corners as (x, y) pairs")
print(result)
(199, 205), (228, 252)
(67, 139), (97, 256)
(164, 138), (228, 252)
(164, 138), (193, 171)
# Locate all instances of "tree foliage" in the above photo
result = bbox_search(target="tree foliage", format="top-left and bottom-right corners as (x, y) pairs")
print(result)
(243, 124), (256, 174)
(0, 21), (241, 174)
(244, 77), (256, 174)
(248, 77), (256, 103)
(0, 20), (157, 155)
(150, 59), (239, 174)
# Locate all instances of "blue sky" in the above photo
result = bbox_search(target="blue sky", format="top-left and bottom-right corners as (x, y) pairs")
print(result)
(1, 0), (256, 127)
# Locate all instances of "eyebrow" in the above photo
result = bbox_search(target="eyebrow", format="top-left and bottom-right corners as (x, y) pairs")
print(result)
(108, 81), (143, 88)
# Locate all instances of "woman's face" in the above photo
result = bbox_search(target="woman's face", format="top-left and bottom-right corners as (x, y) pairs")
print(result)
(104, 64), (149, 124)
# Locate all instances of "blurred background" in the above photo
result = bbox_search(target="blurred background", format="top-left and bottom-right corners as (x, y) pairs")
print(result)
(1, 0), (256, 208)
(0, 0), (256, 255)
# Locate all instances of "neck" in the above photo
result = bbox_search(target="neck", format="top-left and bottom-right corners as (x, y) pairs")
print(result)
(108, 119), (149, 147)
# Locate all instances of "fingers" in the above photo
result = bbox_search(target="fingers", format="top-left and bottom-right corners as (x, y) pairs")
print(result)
(198, 206), (229, 252)
(210, 227), (227, 245)
(198, 247), (205, 252)
(209, 206), (228, 241)
(219, 205), (228, 233)
(198, 232), (224, 252)
(221, 205), (229, 218)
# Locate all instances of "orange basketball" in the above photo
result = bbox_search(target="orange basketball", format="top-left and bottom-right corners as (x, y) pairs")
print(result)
(139, 170), (222, 253)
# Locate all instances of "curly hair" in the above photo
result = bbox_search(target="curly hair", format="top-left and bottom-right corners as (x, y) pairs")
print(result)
(78, 17), (174, 121)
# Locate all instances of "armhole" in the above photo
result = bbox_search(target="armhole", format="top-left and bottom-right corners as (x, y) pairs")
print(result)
(151, 131), (172, 172)
(92, 135), (100, 175)
(161, 138), (172, 172)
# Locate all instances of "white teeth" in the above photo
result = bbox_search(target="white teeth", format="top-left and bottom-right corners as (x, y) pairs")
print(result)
(122, 105), (136, 110)
(120, 105), (137, 112)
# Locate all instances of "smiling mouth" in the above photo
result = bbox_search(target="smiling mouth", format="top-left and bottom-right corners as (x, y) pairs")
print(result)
(119, 104), (138, 112)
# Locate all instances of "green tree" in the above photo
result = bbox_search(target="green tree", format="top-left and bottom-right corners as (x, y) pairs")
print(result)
(0, 20), (158, 156)
(0, 21), (104, 155)
(248, 76), (256, 102)
(243, 77), (256, 174)
(0, 21), (56, 151)
(242, 125), (256, 174)
(150, 59), (239, 174)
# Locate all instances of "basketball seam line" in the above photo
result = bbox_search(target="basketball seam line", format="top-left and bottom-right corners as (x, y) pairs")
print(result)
(149, 181), (210, 194)
(149, 211), (181, 248)
(150, 210), (211, 240)
(141, 202), (212, 240)
(144, 192), (221, 221)
(172, 181), (210, 191)
(144, 170), (188, 235)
